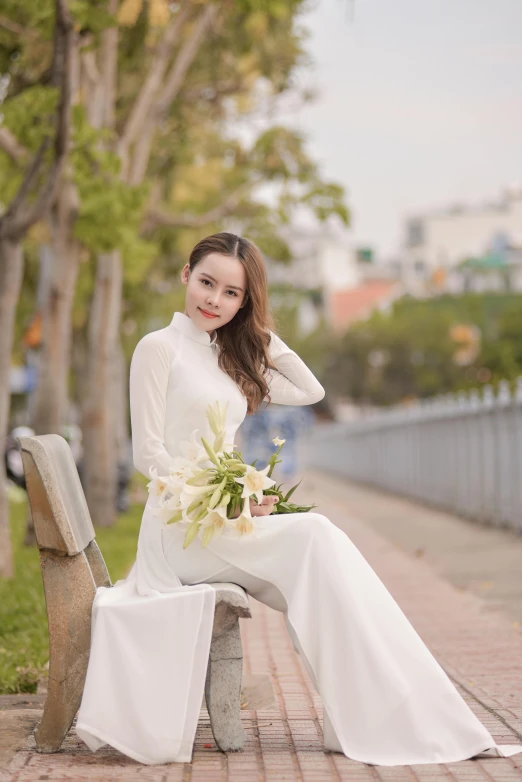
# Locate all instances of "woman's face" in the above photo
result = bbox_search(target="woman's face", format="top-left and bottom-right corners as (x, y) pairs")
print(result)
(181, 253), (247, 333)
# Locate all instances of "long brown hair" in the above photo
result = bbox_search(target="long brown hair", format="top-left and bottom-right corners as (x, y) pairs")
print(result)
(187, 231), (278, 415)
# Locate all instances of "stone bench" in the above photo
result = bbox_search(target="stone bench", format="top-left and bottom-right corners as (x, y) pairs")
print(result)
(16, 433), (252, 756)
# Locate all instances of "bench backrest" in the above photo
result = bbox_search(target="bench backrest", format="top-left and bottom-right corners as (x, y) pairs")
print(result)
(17, 433), (111, 587)
(17, 433), (96, 554)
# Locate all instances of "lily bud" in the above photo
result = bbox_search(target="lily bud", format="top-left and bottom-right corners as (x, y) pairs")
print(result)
(200, 436), (220, 467)
(185, 469), (213, 485)
(217, 491), (231, 508)
(165, 509), (184, 524)
(208, 476), (227, 509)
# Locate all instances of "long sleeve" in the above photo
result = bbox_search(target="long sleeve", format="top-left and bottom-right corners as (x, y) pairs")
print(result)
(264, 330), (325, 406)
(129, 331), (178, 479)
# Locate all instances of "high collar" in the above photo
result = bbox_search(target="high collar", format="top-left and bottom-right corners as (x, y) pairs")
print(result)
(170, 310), (218, 347)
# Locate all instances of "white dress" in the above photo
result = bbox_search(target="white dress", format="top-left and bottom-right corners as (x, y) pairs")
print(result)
(75, 310), (522, 766)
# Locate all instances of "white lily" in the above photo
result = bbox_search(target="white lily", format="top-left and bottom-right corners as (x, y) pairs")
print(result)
(178, 430), (209, 465)
(234, 495), (255, 536)
(178, 482), (217, 522)
(272, 436), (286, 447)
(150, 493), (183, 525)
(181, 482), (216, 498)
(162, 479), (184, 508)
(168, 454), (201, 483)
(146, 466), (170, 502)
(198, 504), (235, 536)
(234, 463), (276, 505)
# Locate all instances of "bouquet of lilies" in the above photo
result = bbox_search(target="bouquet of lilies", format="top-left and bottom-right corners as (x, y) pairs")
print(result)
(147, 400), (317, 550)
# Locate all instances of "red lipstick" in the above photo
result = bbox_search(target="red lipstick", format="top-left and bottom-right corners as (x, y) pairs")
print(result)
(199, 308), (219, 319)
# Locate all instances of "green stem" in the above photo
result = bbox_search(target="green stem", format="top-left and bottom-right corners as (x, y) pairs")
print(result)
(267, 444), (283, 479)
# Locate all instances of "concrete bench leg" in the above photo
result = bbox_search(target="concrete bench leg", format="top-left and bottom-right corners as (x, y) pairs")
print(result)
(205, 620), (245, 752)
(35, 549), (96, 753)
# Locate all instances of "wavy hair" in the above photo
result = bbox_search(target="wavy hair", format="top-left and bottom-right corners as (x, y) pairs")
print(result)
(187, 231), (278, 415)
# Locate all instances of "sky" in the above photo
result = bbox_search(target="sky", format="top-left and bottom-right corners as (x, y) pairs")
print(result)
(276, 0), (522, 260)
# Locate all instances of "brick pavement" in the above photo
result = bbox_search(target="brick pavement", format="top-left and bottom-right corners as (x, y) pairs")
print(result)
(2, 473), (522, 781)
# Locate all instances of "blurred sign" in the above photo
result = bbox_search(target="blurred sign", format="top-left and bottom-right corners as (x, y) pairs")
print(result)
(449, 324), (481, 366)
(356, 247), (374, 264)
(431, 267), (446, 287)
(10, 365), (37, 393)
(22, 311), (42, 348)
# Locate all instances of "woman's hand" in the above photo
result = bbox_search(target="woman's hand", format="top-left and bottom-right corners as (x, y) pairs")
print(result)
(230, 495), (278, 518)
(249, 495), (278, 517)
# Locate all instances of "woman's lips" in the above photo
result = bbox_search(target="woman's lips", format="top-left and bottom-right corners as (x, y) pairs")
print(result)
(199, 307), (219, 319)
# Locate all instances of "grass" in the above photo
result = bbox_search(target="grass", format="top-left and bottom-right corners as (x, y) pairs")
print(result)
(0, 481), (145, 694)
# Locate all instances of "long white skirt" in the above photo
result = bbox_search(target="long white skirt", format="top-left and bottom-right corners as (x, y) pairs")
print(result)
(163, 510), (522, 767)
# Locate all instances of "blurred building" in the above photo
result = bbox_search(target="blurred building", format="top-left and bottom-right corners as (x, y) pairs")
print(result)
(265, 215), (402, 335)
(391, 186), (522, 296)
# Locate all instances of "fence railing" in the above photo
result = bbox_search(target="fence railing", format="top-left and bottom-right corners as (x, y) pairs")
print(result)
(307, 378), (522, 533)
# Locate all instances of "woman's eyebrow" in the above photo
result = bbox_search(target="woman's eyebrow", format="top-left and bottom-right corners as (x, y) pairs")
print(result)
(200, 272), (244, 292)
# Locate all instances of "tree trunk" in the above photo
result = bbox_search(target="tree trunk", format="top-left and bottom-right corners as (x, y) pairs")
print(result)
(0, 0), (75, 577)
(31, 181), (80, 437)
(82, 251), (122, 526)
(79, 0), (121, 527)
(0, 239), (25, 578)
(114, 338), (130, 470)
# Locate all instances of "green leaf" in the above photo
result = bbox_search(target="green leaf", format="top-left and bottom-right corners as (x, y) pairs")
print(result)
(284, 477), (303, 501)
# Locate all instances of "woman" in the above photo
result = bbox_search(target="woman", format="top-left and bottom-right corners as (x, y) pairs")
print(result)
(76, 232), (522, 767)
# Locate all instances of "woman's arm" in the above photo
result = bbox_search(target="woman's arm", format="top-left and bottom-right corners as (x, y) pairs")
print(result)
(263, 330), (325, 406)
(129, 331), (178, 479)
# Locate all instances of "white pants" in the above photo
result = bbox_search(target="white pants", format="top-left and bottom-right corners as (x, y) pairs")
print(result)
(160, 513), (519, 765)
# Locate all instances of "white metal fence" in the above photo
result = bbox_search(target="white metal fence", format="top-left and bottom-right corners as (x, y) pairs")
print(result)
(307, 378), (522, 533)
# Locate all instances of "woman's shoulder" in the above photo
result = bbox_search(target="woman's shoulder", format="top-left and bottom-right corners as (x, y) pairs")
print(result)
(131, 325), (180, 364)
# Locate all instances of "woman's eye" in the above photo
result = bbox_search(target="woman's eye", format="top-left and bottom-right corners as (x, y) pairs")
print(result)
(200, 279), (237, 296)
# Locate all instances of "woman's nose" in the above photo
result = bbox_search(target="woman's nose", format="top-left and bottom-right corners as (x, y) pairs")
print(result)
(206, 291), (222, 306)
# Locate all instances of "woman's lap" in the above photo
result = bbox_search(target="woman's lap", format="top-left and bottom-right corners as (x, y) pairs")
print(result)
(162, 524), (288, 613)
(161, 523), (230, 584)
(201, 563), (288, 613)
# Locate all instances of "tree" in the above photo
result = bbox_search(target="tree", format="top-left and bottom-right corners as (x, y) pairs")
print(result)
(1, 0), (350, 539)
(79, 0), (348, 526)
(0, 0), (74, 577)
(326, 292), (522, 406)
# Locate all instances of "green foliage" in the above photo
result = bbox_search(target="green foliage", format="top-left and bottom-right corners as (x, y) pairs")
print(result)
(327, 292), (522, 406)
(0, 84), (58, 202)
(70, 105), (156, 277)
(1, 86), (58, 150)
(0, 1), (54, 79)
(70, 0), (116, 35)
(301, 181), (350, 224)
(3, 0), (349, 370)
(0, 495), (143, 694)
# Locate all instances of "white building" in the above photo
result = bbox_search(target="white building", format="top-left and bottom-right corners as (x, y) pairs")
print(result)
(265, 214), (400, 335)
(394, 187), (522, 296)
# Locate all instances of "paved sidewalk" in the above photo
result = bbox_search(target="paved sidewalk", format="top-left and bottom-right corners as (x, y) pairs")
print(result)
(2, 472), (522, 781)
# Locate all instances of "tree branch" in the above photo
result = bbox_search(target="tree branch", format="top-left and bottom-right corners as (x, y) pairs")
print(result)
(154, 4), (218, 120)
(182, 78), (246, 104)
(119, 0), (191, 156)
(1, 138), (51, 227)
(142, 183), (252, 234)
(127, 3), (218, 185)
(0, 127), (29, 164)
(0, 15), (36, 38)
(0, 0), (74, 241)
(100, 0), (119, 131)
